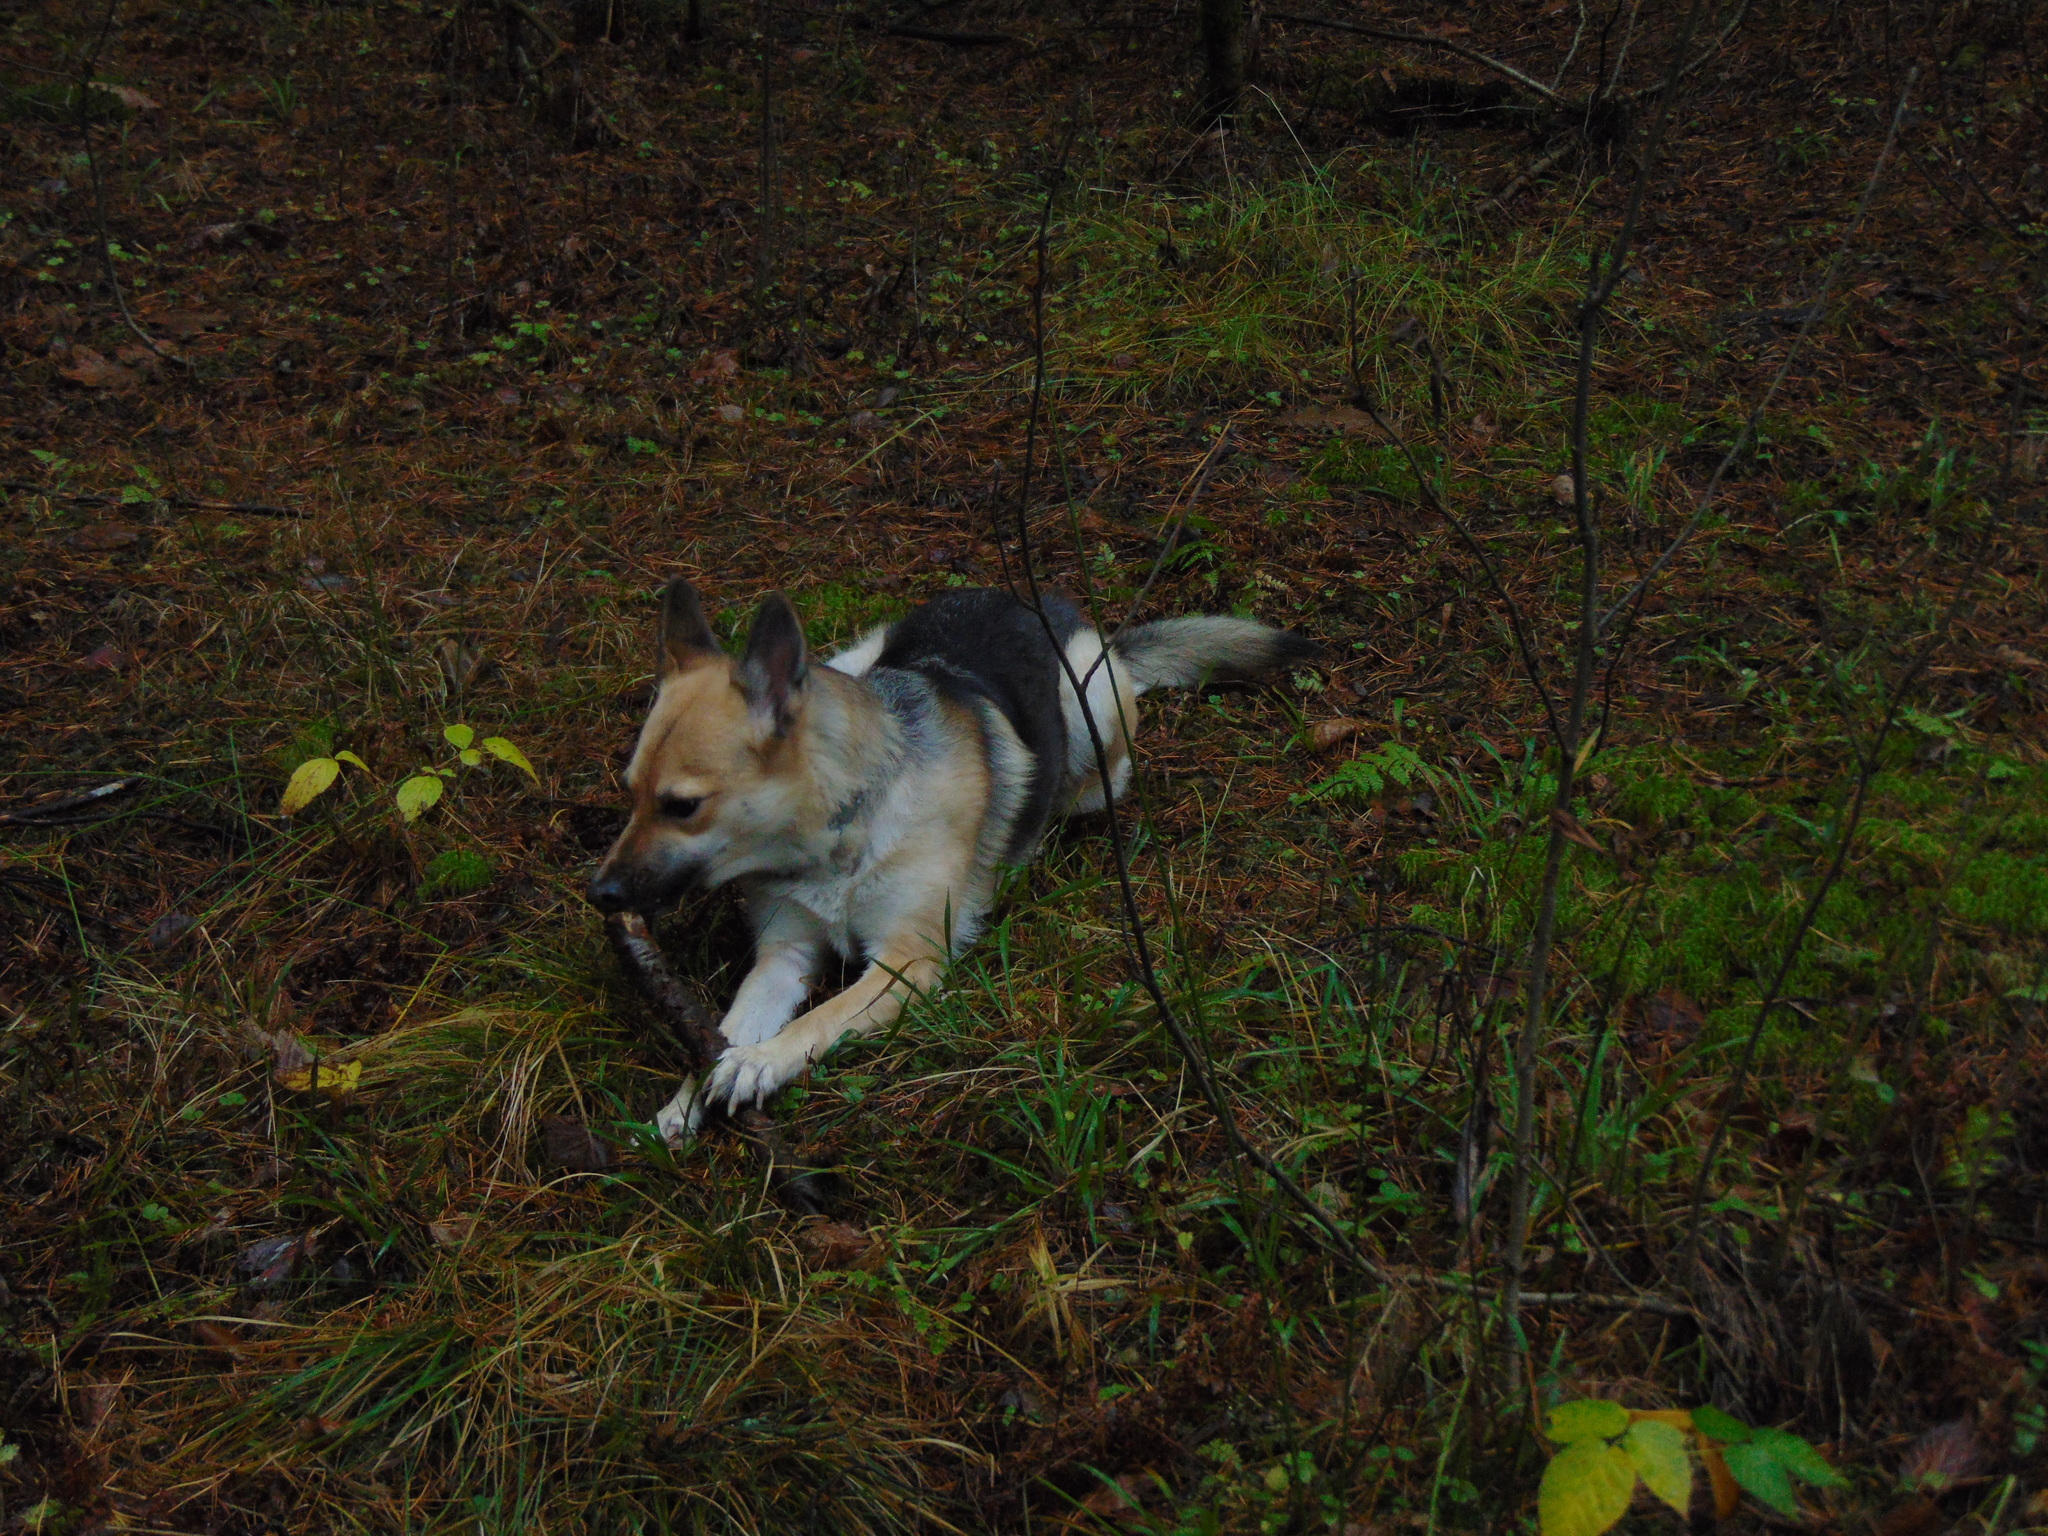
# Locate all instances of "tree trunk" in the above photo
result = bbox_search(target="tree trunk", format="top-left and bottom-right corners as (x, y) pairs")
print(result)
(1198, 0), (1246, 126)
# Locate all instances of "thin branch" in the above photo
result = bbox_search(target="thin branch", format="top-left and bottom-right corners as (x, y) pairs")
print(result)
(1266, 12), (1566, 107)
(1600, 69), (1918, 631)
(1, 482), (307, 518)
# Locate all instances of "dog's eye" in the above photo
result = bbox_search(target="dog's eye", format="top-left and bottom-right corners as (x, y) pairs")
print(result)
(658, 794), (704, 821)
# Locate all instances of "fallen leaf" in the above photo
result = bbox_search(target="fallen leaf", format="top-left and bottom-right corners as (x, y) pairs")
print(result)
(1308, 718), (1367, 751)
(690, 348), (740, 382)
(152, 309), (230, 338)
(540, 1116), (611, 1172)
(1551, 473), (1578, 507)
(1111, 351), (1137, 369)
(147, 912), (195, 949)
(1549, 807), (1607, 855)
(115, 341), (176, 374)
(716, 402), (745, 422)
(237, 1231), (310, 1286)
(1282, 402), (1376, 435)
(798, 1221), (872, 1268)
(1081, 1470), (1153, 1519)
(71, 523), (141, 551)
(82, 644), (129, 670)
(1872, 1496), (1943, 1536)
(277, 1057), (362, 1095)
(1993, 645), (2047, 673)
(191, 1320), (243, 1355)
(92, 83), (160, 112)
(1898, 1418), (1980, 1493)
(294, 1415), (347, 1441)
(78, 1379), (122, 1429)
(58, 347), (139, 389)
(428, 1217), (477, 1245)
(1700, 1443), (1742, 1520)
(848, 409), (884, 435)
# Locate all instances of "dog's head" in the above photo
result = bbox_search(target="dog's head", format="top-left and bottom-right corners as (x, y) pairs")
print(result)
(586, 579), (812, 915)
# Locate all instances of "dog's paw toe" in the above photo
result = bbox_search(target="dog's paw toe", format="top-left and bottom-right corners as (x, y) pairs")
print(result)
(705, 1044), (800, 1111)
(653, 1078), (704, 1146)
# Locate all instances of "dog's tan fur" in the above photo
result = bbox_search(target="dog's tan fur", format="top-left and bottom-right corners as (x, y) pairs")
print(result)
(589, 580), (1306, 1140)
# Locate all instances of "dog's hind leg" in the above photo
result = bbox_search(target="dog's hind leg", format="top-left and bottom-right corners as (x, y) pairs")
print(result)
(654, 903), (825, 1144)
(704, 934), (945, 1111)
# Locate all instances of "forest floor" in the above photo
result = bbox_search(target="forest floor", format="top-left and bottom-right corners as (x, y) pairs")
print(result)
(3, 0), (2046, 1532)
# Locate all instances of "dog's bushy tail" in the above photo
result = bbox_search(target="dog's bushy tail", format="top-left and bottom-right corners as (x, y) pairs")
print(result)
(1108, 615), (1318, 694)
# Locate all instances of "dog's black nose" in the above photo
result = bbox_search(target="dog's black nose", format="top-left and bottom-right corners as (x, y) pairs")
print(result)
(586, 867), (635, 913)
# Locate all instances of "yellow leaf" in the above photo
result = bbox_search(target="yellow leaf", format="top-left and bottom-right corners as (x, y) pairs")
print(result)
(334, 750), (369, 771)
(443, 723), (475, 749)
(1539, 1442), (1636, 1536)
(459, 747), (482, 767)
(280, 757), (340, 815)
(1624, 1419), (1694, 1517)
(481, 736), (538, 783)
(395, 774), (444, 822)
(277, 1057), (362, 1095)
(1548, 1400), (1631, 1443)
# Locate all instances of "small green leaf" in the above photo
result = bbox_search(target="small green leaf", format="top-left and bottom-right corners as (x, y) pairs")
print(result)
(1547, 1400), (1632, 1444)
(334, 750), (369, 770)
(459, 747), (483, 767)
(1751, 1428), (1847, 1490)
(1691, 1405), (1752, 1444)
(280, 756), (341, 815)
(481, 736), (538, 782)
(1538, 1441), (1636, 1536)
(444, 723), (475, 749)
(1723, 1441), (1798, 1516)
(1623, 1419), (1693, 1515)
(395, 774), (444, 822)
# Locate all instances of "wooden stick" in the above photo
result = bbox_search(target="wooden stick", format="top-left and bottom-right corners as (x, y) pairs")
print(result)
(603, 911), (831, 1213)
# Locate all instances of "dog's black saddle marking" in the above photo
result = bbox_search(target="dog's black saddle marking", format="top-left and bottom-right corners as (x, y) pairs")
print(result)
(873, 588), (1084, 862)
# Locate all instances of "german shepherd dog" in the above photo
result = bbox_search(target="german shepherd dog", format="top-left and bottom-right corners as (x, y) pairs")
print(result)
(587, 580), (1313, 1142)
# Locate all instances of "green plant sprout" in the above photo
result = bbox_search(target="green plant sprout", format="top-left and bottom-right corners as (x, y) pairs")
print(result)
(1538, 1400), (1847, 1536)
(279, 724), (537, 821)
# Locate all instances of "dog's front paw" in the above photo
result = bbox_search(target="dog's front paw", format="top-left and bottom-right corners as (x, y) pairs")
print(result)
(704, 1039), (807, 1112)
(653, 1076), (704, 1146)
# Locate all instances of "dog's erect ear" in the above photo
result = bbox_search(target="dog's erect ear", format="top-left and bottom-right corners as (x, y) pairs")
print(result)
(738, 592), (808, 732)
(657, 577), (721, 675)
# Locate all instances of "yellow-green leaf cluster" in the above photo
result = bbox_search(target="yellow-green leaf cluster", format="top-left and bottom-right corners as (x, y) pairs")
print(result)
(1535, 1401), (1846, 1536)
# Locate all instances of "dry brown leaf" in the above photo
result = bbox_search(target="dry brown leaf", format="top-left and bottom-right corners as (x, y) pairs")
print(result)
(1899, 1417), (1980, 1493)
(798, 1221), (873, 1268)
(1549, 807), (1607, 855)
(1081, 1470), (1153, 1521)
(428, 1217), (476, 1246)
(1282, 402), (1376, 435)
(1872, 1496), (1943, 1536)
(1700, 1442), (1741, 1520)
(690, 348), (740, 381)
(192, 1321), (243, 1355)
(1551, 473), (1578, 507)
(93, 83), (161, 112)
(71, 524), (140, 551)
(294, 1415), (348, 1441)
(58, 347), (139, 390)
(1308, 717), (1367, 751)
(153, 309), (230, 338)
(540, 1115), (612, 1172)
(1993, 645), (2047, 673)
(78, 1379), (123, 1429)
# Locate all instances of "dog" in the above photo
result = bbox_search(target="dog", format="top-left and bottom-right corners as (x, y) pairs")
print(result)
(587, 579), (1314, 1142)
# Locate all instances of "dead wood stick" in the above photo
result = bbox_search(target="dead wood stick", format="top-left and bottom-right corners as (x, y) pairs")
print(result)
(1265, 11), (1566, 107)
(1, 481), (306, 519)
(603, 910), (830, 1213)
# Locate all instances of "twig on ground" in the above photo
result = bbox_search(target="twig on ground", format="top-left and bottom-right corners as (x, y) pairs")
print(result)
(1, 482), (307, 518)
(0, 780), (138, 825)
(1265, 11), (1566, 107)
(604, 910), (831, 1214)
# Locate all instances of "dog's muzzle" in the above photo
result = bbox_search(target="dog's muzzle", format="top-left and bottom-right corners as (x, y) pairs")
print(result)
(585, 849), (704, 916)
